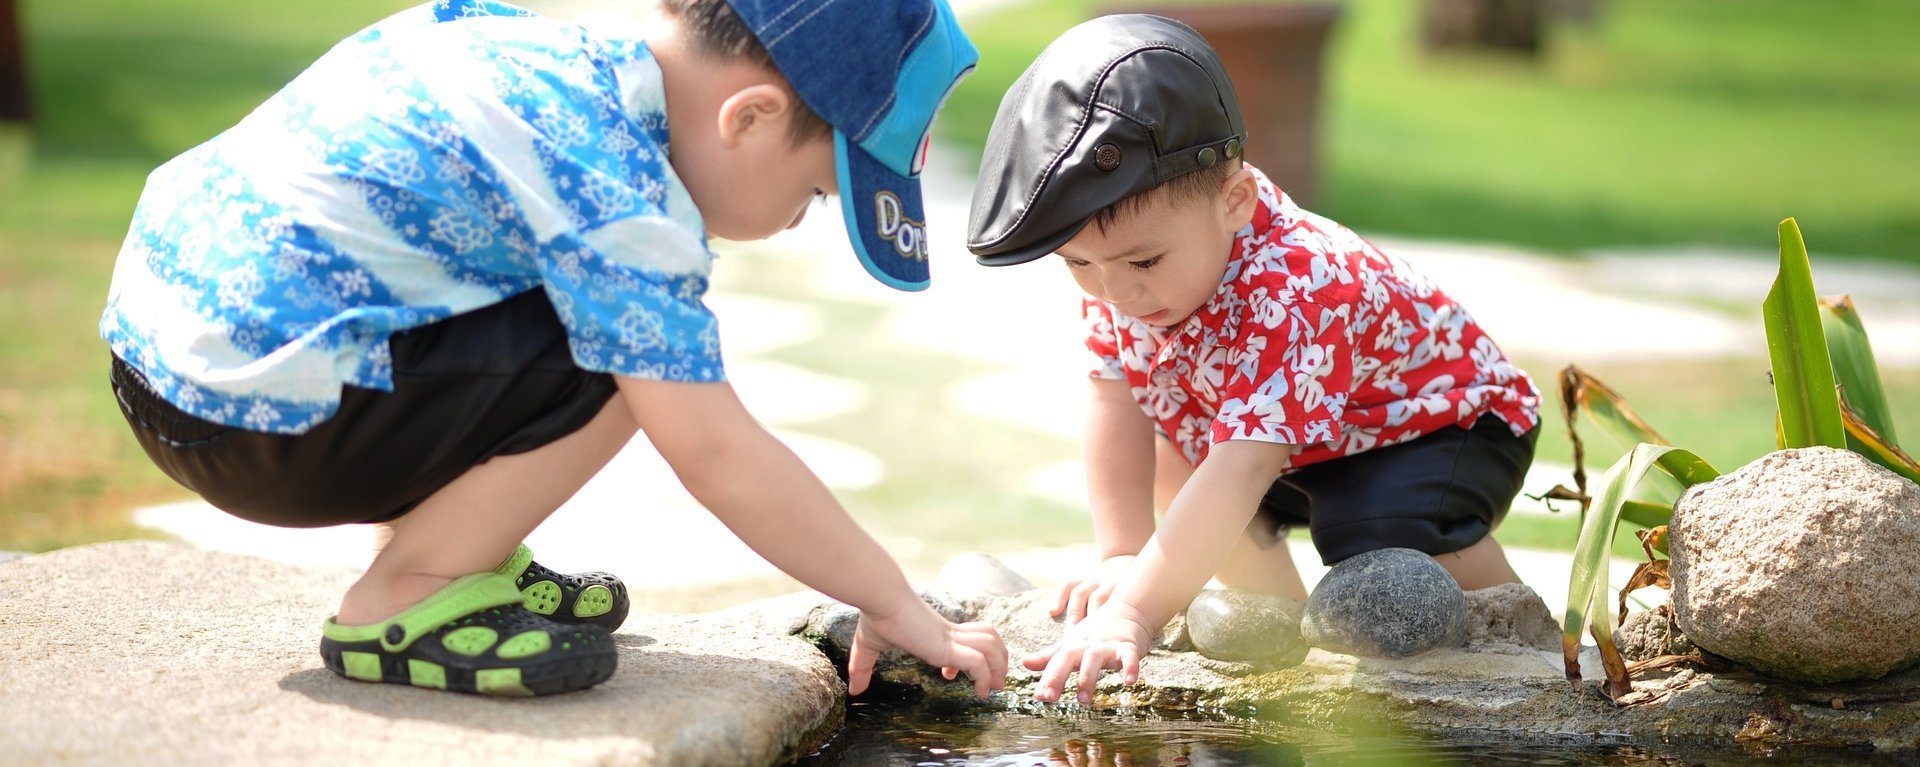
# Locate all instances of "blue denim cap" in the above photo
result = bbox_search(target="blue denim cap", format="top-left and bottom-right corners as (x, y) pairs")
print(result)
(727, 0), (979, 291)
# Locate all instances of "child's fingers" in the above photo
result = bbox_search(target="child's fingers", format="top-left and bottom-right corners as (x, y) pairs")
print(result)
(1119, 643), (1142, 685)
(1020, 642), (1058, 671)
(1037, 648), (1081, 702)
(1075, 647), (1111, 703)
(846, 632), (877, 696)
(1063, 583), (1088, 624)
(940, 646), (993, 699)
(979, 628), (1009, 690)
(961, 647), (995, 699)
(1049, 580), (1077, 617)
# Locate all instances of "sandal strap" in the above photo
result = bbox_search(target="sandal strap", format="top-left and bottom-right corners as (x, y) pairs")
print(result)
(493, 543), (536, 581)
(322, 573), (527, 653)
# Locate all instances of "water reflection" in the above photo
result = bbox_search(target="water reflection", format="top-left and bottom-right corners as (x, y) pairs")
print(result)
(797, 696), (1910, 767)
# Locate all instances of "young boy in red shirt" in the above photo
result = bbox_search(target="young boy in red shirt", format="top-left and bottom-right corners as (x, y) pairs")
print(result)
(966, 14), (1542, 703)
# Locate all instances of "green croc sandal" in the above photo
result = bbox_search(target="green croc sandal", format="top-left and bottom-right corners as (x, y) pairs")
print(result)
(495, 544), (630, 632)
(320, 573), (616, 696)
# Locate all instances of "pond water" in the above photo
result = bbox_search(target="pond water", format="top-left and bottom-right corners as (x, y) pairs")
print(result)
(798, 695), (1911, 767)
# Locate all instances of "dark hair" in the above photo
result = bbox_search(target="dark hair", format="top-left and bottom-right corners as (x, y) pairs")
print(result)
(658, 0), (834, 146)
(1088, 159), (1242, 233)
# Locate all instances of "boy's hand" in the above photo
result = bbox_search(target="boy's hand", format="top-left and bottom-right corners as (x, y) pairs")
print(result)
(1021, 603), (1154, 704)
(1048, 554), (1136, 625)
(848, 604), (1008, 699)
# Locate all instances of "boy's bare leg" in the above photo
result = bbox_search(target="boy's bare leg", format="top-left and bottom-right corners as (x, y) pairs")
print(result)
(1152, 438), (1309, 601)
(336, 396), (637, 625)
(1213, 533), (1310, 600)
(1433, 535), (1521, 590)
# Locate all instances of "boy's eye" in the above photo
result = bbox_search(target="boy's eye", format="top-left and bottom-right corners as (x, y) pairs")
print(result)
(1062, 258), (1090, 268)
(1129, 256), (1163, 270)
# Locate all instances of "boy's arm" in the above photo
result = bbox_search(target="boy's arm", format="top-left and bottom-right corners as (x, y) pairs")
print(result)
(1050, 377), (1157, 622)
(616, 375), (1007, 697)
(1026, 438), (1295, 703)
(1085, 377), (1157, 558)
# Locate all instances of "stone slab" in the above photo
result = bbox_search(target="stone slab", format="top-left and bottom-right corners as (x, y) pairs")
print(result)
(0, 542), (842, 766)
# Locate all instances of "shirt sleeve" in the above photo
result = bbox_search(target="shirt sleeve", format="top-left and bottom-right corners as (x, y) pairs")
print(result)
(1210, 287), (1352, 448)
(503, 35), (724, 383)
(1082, 297), (1125, 380)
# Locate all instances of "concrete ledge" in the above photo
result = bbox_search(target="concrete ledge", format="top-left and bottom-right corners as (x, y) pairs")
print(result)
(0, 542), (842, 766)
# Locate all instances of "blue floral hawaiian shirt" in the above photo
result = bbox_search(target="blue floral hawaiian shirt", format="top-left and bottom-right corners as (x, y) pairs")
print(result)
(101, 0), (721, 435)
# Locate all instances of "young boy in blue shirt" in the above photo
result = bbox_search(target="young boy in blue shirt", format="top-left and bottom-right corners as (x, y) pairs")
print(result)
(102, 0), (1006, 697)
(967, 15), (1542, 703)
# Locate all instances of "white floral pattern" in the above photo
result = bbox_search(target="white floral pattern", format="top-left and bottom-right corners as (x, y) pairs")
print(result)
(1085, 167), (1540, 470)
(100, 0), (722, 434)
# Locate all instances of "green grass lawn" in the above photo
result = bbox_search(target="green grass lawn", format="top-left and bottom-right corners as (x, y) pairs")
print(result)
(0, 0), (423, 550)
(940, 0), (1920, 263)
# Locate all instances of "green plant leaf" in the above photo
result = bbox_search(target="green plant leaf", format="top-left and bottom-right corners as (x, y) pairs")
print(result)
(1762, 218), (1847, 450)
(1619, 500), (1673, 535)
(1557, 365), (1692, 515)
(1562, 444), (1718, 699)
(1843, 403), (1920, 483)
(1565, 367), (1672, 449)
(1821, 295), (1899, 445)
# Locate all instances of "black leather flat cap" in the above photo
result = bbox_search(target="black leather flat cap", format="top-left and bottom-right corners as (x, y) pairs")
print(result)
(967, 14), (1245, 266)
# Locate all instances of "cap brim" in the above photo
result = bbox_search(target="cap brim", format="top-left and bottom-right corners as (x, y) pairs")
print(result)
(836, 132), (930, 291)
(971, 215), (1090, 268)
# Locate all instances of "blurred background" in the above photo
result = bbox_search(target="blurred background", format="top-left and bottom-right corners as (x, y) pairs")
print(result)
(1, 0), (1916, 607)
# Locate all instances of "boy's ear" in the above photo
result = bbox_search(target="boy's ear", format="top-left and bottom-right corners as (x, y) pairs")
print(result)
(1220, 164), (1260, 231)
(715, 83), (793, 149)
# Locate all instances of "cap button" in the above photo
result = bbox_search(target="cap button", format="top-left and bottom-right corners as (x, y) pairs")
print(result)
(1094, 143), (1122, 172)
(1225, 138), (1242, 159)
(1197, 147), (1217, 168)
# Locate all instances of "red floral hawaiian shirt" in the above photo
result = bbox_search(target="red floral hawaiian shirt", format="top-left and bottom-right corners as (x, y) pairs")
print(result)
(1085, 167), (1541, 471)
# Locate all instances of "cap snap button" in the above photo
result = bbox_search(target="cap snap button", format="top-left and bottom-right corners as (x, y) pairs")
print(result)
(1225, 138), (1242, 159)
(1197, 147), (1218, 168)
(1094, 143), (1122, 171)
(385, 625), (406, 645)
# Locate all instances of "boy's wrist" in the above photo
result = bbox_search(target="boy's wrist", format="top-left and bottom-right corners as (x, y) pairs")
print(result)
(858, 585), (930, 623)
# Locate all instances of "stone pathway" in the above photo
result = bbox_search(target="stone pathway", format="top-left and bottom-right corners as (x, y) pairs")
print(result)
(0, 542), (843, 766)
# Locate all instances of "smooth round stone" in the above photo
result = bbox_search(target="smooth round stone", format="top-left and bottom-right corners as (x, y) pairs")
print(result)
(1301, 548), (1469, 658)
(934, 552), (1036, 599)
(1185, 589), (1308, 666)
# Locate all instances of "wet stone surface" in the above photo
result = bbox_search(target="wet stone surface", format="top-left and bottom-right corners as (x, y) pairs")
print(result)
(1300, 548), (1469, 658)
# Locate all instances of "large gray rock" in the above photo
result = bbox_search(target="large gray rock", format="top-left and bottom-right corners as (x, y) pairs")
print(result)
(1300, 548), (1469, 658)
(0, 542), (842, 766)
(1671, 447), (1920, 684)
(1184, 590), (1307, 666)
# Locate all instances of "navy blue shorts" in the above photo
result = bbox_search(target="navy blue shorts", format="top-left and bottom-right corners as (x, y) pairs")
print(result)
(110, 290), (617, 528)
(1253, 415), (1539, 565)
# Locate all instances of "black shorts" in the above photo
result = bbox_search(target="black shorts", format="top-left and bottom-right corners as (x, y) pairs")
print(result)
(1252, 415), (1539, 565)
(110, 289), (618, 528)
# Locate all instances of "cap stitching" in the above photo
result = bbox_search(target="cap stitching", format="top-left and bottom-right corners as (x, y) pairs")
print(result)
(757, 0), (812, 35)
(976, 42), (1191, 251)
(761, 0), (833, 49)
(854, 3), (934, 139)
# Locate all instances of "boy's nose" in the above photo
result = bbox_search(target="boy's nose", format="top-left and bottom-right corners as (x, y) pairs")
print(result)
(1100, 271), (1145, 304)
